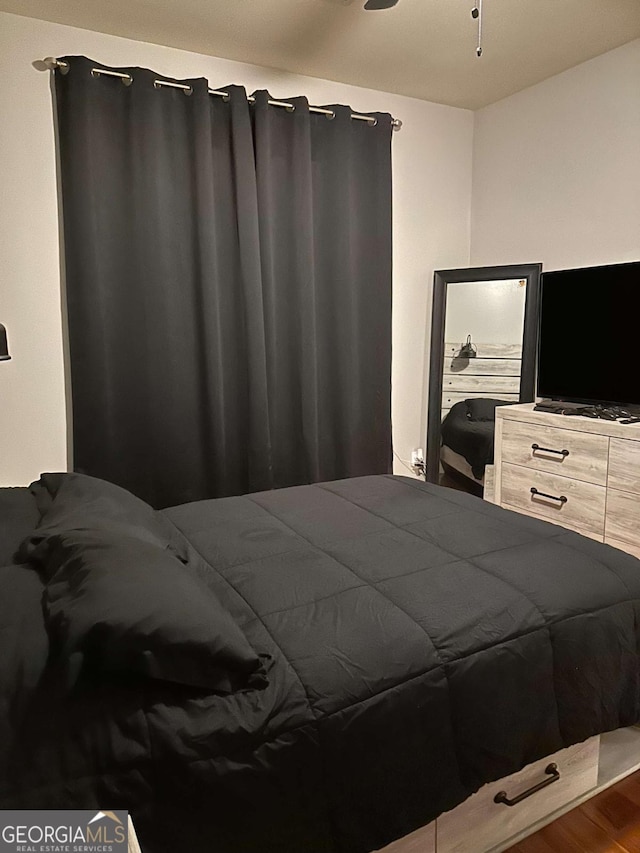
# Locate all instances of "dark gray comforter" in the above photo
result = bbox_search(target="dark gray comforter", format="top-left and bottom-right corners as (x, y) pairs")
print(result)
(2, 475), (640, 853)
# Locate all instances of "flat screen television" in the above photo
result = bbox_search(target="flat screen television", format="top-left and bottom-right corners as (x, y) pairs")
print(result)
(537, 260), (640, 408)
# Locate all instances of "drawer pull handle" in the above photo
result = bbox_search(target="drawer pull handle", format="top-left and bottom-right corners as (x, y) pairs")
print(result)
(494, 763), (560, 807)
(530, 487), (568, 504)
(531, 443), (569, 457)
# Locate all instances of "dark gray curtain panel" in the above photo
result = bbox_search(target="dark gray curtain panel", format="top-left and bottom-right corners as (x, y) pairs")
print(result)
(54, 56), (393, 508)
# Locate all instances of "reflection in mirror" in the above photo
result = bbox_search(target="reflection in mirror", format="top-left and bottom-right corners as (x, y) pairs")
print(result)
(442, 279), (526, 417)
(440, 280), (526, 492)
(425, 264), (542, 494)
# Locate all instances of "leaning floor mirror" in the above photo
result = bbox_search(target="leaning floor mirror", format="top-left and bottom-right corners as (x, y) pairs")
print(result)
(425, 263), (542, 493)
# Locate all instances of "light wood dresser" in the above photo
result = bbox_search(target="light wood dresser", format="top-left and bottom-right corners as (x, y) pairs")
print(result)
(493, 402), (640, 557)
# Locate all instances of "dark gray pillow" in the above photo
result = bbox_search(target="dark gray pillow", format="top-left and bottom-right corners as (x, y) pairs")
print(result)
(42, 528), (267, 693)
(0, 487), (41, 566)
(465, 398), (514, 422)
(20, 473), (188, 568)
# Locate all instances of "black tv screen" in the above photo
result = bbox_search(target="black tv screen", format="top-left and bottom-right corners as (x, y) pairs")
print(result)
(537, 260), (640, 407)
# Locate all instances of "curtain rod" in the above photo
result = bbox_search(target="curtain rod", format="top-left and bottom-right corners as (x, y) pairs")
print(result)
(42, 57), (402, 131)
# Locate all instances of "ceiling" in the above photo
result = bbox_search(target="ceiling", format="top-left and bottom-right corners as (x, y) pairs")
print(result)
(2, 0), (639, 109)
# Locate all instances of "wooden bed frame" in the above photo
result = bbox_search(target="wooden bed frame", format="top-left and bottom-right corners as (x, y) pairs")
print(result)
(440, 444), (485, 496)
(378, 726), (640, 853)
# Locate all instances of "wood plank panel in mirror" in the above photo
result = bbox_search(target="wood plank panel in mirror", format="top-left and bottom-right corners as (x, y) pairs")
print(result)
(444, 342), (523, 359)
(443, 375), (521, 394)
(442, 392), (520, 409)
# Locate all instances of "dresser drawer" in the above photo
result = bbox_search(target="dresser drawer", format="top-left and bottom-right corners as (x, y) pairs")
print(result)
(501, 464), (606, 536)
(608, 438), (640, 494)
(501, 419), (609, 485)
(605, 489), (640, 553)
(436, 737), (599, 853)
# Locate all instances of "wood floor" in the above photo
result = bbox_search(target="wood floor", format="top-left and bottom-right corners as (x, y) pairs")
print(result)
(505, 769), (640, 853)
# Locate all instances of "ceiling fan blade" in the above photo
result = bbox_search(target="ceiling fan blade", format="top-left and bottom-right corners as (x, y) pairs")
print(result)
(363, 0), (399, 9)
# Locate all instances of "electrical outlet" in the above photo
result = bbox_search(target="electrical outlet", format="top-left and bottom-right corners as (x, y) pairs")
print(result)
(411, 448), (424, 468)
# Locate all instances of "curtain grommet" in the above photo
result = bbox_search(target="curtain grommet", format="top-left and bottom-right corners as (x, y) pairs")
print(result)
(326, 111), (336, 121)
(91, 67), (133, 85)
(368, 118), (378, 127)
(183, 86), (193, 96)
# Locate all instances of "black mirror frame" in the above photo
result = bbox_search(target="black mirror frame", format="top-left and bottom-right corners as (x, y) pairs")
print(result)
(425, 263), (542, 484)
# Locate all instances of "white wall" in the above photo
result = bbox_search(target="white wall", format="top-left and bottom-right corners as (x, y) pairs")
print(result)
(444, 279), (527, 346)
(470, 39), (640, 272)
(0, 10), (473, 487)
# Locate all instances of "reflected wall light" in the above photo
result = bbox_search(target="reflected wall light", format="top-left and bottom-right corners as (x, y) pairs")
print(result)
(459, 335), (477, 359)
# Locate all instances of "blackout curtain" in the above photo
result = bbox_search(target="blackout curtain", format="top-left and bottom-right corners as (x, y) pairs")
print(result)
(54, 56), (393, 508)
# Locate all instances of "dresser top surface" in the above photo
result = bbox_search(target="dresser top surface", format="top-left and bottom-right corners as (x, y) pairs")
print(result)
(496, 403), (640, 442)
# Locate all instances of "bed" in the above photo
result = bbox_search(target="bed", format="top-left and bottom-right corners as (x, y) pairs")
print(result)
(440, 397), (514, 489)
(2, 472), (640, 853)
